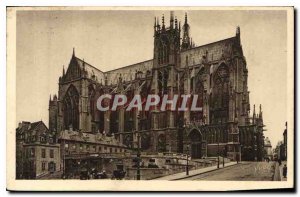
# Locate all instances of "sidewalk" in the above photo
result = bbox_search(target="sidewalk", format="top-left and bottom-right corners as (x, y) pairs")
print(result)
(152, 162), (238, 180)
(279, 161), (287, 181)
(273, 161), (287, 181)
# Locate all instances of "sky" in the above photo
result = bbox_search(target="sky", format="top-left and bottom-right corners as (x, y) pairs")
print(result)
(16, 9), (288, 147)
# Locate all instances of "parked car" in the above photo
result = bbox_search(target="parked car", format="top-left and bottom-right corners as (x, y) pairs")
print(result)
(95, 170), (108, 179)
(80, 168), (89, 180)
(111, 169), (126, 180)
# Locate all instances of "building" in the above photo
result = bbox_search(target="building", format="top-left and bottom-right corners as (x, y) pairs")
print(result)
(48, 12), (265, 161)
(274, 122), (287, 161)
(16, 121), (61, 179)
(239, 104), (265, 161)
(283, 122), (287, 161)
(58, 129), (130, 177)
(264, 137), (272, 160)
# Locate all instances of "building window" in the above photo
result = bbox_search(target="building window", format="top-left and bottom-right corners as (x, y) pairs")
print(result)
(115, 148), (117, 153)
(72, 144), (76, 150)
(30, 148), (35, 157)
(110, 148), (112, 153)
(65, 143), (69, 149)
(42, 162), (46, 171)
(99, 146), (102, 152)
(79, 144), (83, 151)
(48, 162), (56, 172)
(86, 145), (90, 151)
(41, 149), (46, 158)
(50, 149), (54, 158)
(93, 146), (96, 152)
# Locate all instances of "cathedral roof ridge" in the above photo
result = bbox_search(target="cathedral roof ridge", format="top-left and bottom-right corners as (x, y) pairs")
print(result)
(104, 59), (153, 73)
(181, 36), (236, 53)
(74, 56), (104, 73)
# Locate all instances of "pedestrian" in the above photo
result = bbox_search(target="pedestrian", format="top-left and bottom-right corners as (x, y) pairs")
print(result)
(278, 159), (282, 166)
(283, 164), (287, 178)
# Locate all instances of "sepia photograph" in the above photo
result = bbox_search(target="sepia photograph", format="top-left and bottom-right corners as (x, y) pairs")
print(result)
(6, 6), (294, 191)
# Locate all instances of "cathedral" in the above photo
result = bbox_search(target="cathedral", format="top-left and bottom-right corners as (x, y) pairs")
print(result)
(49, 12), (265, 161)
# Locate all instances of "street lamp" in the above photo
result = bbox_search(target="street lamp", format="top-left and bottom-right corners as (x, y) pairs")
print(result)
(185, 145), (190, 175)
(222, 148), (225, 168)
(136, 133), (141, 180)
(136, 113), (141, 180)
(217, 131), (220, 169)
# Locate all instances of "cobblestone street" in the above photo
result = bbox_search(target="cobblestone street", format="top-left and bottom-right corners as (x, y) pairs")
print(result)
(183, 162), (276, 181)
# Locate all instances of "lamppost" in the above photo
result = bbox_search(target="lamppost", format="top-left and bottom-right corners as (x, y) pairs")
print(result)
(217, 130), (220, 169)
(185, 145), (190, 175)
(222, 148), (225, 168)
(136, 113), (141, 180)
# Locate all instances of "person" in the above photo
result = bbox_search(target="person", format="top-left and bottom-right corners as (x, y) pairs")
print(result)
(283, 164), (287, 178)
(278, 158), (282, 166)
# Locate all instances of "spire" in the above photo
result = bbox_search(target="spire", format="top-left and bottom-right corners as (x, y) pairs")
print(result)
(162, 14), (165, 31)
(72, 47), (75, 57)
(185, 12), (188, 24)
(259, 104), (262, 113)
(170, 11), (174, 29)
(252, 104), (256, 123)
(157, 17), (160, 30)
(63, 65), (65, 76)
(175, 16), (178, 29)
(236, 26), (240, 35)
(259, 104), (262, 119)
(154, 17), (157, 35)
(236, 26), (241, 44)
(49, 94), (51, 101)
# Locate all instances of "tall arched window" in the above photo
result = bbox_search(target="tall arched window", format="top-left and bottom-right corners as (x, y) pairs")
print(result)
(124, 90), (134, 132)
(210, 63), (230, 124)
(190, 68), (205, 123)
(97, 89), (105, 133)
(190, 81), (204, 123)
(88, 85), (96, 120)
(63, 85), (79, 130)
(157, 134), (166, 152)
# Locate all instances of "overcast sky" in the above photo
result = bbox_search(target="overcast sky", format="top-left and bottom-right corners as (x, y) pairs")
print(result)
(16, 9), (288, 147)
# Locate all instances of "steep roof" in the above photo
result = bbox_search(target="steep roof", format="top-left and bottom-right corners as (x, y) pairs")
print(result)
(74, 56), (105, 82)
(16, 121), (48, 134)
(105, 59), (153, 85)
(180, 36), (239, 67)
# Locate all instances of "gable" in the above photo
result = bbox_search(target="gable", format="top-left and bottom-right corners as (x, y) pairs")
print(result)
(63, 56), (82, 82)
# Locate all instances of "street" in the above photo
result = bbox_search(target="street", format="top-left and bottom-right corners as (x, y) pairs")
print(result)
(183, 162), (276, 181)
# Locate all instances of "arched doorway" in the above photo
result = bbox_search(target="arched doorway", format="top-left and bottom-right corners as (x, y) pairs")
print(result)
(189, 129), (202, 159)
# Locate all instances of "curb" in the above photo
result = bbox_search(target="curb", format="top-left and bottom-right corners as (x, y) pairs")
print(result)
(171, 163), (240, 181)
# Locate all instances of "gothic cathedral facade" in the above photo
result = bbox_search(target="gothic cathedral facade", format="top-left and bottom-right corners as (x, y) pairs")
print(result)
(49, 12), (265, 161)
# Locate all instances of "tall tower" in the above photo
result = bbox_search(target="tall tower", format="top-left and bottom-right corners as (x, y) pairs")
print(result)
(150, 12), (182, 153)
(49, 94), (58, 133)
